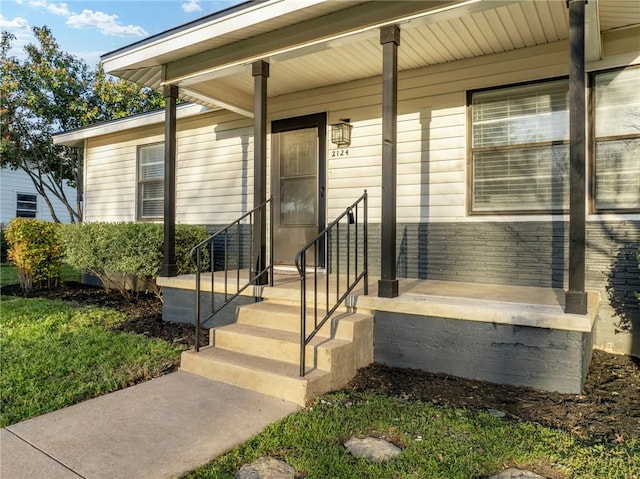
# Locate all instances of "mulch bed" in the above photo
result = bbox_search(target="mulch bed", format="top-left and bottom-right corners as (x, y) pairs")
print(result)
(3, 281), (639, 444)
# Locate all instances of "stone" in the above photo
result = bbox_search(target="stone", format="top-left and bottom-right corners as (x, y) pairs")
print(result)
(487, 467), (547, 479)
(487, 408), (507, 418)
(344, 436), (402, 462)
(235, 457), (296, 479)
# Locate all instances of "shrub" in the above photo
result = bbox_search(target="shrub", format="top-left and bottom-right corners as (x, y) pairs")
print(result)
(61, 222), (208, 299)
(5, 218), (63, 292)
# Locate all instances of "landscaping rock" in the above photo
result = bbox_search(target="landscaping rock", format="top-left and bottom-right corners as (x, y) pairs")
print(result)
(487, 468), (547, 479)
(487, 408), (507, 418)
(344, 436), (402, 462)
(235, 457), (296, 479)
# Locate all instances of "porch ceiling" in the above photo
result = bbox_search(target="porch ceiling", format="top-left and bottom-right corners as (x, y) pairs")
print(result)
(103, 0), (640, 116)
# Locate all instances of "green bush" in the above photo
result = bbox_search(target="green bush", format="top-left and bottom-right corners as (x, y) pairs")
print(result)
(5, 218), (63, 292)
(61, 222), (208, 299)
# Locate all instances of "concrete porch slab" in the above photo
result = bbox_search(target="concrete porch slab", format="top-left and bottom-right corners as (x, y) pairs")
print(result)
(158, 273), (599, 332)
(3, 371), (299, 479)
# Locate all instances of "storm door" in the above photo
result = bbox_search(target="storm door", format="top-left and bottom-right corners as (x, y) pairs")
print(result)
(271, 113), (326, 266)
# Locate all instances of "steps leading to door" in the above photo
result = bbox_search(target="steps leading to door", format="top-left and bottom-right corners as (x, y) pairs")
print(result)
(180, 299), (373, 406)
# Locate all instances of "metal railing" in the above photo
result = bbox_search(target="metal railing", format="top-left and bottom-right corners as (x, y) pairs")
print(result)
(295, 190), (368, 376)
(190, 197), (273, 351)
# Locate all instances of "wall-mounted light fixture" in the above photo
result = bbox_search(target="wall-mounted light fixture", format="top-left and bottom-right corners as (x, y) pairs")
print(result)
(330, 119), (352, 148)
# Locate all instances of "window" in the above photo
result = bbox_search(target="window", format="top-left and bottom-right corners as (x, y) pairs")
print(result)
(593, 67), (640, 211)
(470, 79), (570, 213)
(16, 193), (37, 218)
(138, 143), (164, 219)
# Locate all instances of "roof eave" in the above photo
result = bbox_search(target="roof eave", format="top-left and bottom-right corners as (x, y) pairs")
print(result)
(52, 104), (211, 146)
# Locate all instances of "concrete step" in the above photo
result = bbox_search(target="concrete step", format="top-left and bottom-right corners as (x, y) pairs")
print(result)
(235, 301), (366, 341)
(181, 299), (374, 405)
(212, 322), (351, 369)
(180, 347), (332, 406)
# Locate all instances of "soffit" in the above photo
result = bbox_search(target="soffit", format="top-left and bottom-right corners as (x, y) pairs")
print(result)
(102, 1), (366, 71)
(599, 0), (640, 31)
(106, 0), (640, 110)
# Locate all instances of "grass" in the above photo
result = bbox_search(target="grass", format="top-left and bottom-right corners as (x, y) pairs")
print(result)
(185, 392), (640, 479)
(0, 262), (19, 286)
(1, 267), (637, 478)
(0, 262), (81, 287)
(0, 297), (182, 427)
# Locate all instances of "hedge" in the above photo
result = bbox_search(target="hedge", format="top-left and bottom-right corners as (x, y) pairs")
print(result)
(61, 222), (208, 299)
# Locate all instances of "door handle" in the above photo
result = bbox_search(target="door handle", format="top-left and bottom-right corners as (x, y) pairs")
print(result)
(320, 186), (325, 198)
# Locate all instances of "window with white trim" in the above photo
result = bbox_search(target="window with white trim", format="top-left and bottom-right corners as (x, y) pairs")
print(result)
(16, 193), (38, 218)
(593, 67), (640, 212)
(470, 79), (570, 213)
(138, 143), (164, 219)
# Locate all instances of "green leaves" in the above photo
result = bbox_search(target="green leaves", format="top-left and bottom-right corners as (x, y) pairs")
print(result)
(1, 26), (165, 223)
(60, 222), (208, 299)
(5, 218), (64, 292)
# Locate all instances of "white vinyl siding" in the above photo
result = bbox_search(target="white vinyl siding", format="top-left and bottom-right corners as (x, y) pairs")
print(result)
(138, 143), (164, 219)
(470, 79), (570, 213)
(593, 67), (640, 211)
(0, 168), (77, 224)
(80, 27), (639, 225)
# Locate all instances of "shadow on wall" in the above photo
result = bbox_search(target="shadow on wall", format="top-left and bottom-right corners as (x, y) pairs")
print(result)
(607, 245), (640, 336)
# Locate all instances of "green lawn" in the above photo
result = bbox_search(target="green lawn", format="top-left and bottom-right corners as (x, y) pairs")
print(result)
(1, 272), (637, 478)
(185, 392), (639, 479)
(0, 297), (182, 427)
(0, 262), (19, 286)
(0, 262), (81, 287)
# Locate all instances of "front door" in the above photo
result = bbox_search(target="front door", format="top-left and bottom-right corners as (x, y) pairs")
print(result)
(271, 113), (326, 266)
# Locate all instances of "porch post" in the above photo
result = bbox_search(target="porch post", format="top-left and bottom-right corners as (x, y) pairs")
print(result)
(565, 0), (588, 314)
(378, 25), (400, 298)
(161, 84), (178, 277)
(252, 60), (269, 285)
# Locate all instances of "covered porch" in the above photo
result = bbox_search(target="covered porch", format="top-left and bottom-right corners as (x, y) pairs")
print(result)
(92, 0), (638, 403)
(101, 0), (605, 313)
(158, 271), (600, 396)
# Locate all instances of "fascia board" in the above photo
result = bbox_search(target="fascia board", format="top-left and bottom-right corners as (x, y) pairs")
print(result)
(52, 104), (211, 146)
(101, 0), (326, 74)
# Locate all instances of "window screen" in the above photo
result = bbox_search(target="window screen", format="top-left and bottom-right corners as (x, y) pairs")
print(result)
(16, 193), (37, 218)
(470, 80), (570, 212)
(593, 67), (640, 211)
(138, 144), (164, 218)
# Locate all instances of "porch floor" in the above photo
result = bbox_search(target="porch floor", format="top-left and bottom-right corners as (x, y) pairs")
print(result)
(158, 270), (600, 395)
(157, 271), (599, 333)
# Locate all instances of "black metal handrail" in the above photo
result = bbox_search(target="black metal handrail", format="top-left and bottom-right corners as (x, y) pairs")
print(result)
(191, 197), (273, 351)
(295, 190), (368, 376)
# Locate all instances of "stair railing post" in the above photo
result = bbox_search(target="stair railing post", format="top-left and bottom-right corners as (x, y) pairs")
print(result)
(194, 252), (201, 352)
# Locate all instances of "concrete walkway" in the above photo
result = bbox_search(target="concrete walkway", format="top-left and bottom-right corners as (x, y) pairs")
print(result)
(1, 371), (299, 479)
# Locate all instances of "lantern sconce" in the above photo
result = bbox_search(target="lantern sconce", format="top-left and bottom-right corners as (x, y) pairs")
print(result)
(330, 119), (352, 148)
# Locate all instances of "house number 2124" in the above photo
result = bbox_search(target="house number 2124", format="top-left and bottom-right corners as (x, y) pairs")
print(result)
(330, 149), (349, 157)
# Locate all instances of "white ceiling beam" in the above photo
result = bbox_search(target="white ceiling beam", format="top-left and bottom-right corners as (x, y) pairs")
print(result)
(181, 84), (253, 118)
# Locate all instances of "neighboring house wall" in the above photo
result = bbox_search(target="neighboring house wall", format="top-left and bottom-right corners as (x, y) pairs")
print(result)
(0, 167), (77, 224)
(82, 28), (640, 355)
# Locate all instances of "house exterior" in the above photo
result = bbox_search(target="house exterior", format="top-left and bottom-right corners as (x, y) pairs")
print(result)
(0, 167), (78, 224)
(54, 0), (639, 398)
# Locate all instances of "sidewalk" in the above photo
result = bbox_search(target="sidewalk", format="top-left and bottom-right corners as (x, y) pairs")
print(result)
(1, 371), (299, 479)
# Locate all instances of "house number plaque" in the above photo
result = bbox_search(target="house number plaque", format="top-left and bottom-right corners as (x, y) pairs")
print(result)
(330, 149), (349, 157)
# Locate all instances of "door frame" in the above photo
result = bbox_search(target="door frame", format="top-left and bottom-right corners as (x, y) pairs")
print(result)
(271, 112), (327, 266)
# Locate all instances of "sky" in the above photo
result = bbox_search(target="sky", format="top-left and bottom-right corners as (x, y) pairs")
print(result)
(1, 0), (243, 66)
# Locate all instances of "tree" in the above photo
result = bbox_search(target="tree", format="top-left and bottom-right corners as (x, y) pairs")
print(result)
(0, 26), (164, 223)
(91, 64), (165, 122)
